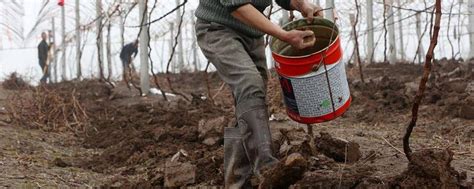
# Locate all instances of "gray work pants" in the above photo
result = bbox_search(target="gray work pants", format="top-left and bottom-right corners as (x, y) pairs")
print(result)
(195, 19), (268, 110)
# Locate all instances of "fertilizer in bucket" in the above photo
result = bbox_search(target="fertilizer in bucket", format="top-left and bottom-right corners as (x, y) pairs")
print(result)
(270, 18), (351, 124)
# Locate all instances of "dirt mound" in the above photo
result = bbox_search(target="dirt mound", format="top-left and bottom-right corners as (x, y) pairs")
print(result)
(45, 79), (112, 100)
(364, 62), (424, 79)
(347, 61), (473, 122)
(2, 72), (32, 90)
(349, 75), (411, 122)
(294, 149), (471, 189)
(391, 149), (468, 188)
(428, 60), (474, 120)
(80, 96), (231, 187)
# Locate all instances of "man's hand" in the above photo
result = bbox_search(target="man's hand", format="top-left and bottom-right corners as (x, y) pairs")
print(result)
(230, 4), (316, 50)
(281, 30), (316, 50)
(290, 0), (324, 22)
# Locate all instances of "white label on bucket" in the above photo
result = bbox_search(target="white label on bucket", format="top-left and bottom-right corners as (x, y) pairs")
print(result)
(289, 62), (350, 117)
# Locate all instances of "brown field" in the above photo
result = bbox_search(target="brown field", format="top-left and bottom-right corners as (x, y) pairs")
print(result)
(0, 60), (472, 188)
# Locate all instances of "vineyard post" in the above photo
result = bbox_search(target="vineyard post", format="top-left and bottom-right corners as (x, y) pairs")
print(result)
(350, 14), (357, 63)
(352, 1), (365, 83)
(176, 0), (185, 72)
(447, 2), (455, 59)
(139, 0), (150, 95)
(415, 13), (425, 64)
(75, 0), (82, 79)
(191, 10), (199, 72)
(383, 0), (388, 63)
(160, 38), (166, 72)
(456, 0), (462, 59)
(387, 0), (397, 64)
(366, 0), (374, 63)
(469, 0), (474, 59)
(396, 0), (405, 61)
(106, 20), (112, 80)
(61, 2), (66, 81)
(96, 0), (105, 80)
(51, 18), (58, 83)
(169, 22), (175, 73)
(119, 0), (125, 48)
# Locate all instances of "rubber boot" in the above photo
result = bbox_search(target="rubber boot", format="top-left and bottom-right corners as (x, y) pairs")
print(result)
(224, 127), (252, 189)
(236, 99), (279, 176)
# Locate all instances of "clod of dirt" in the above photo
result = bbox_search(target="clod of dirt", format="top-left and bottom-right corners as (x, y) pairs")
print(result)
(273, 128), (312, 158)
(391, 149), (465, 188)
(315, 132), (362, 163)
(164, 161), (197, 187)
(307, 154), (336, 171)
(198, 116), (225, 146)
(443, 81), (468, 93)
(463, 127), (474, 139)
(202, 137), (221, 146)
(258, 153), (308, 189)
(404, 81), (419, 96)
(52, 157), (71, 168)
(198, 116), (225, 139)
(458, 104), (474, 120)
(269, 113), (289, 122)
(1, 72), (31, 90)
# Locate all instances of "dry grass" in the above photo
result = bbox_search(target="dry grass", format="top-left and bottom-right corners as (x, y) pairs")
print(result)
(2, 72), (32, 90)
(6, 86), (89, 133)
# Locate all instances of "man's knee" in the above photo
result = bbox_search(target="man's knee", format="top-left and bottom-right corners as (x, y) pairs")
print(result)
(234, 73), (266, 104)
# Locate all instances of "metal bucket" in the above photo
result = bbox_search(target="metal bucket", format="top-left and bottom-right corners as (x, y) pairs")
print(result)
(270, 18), (351, 124)
(271, 18), (342, 77)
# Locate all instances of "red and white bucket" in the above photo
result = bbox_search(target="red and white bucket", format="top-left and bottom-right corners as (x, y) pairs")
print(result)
(270, 18), (351, 124)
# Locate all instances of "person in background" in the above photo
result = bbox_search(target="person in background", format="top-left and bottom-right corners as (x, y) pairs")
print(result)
(120, 39), (139, 82)
(195, 0), (322, 188)
(37, 32), (50, 84)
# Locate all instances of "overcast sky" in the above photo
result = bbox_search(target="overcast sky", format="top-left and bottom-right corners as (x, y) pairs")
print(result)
(0, 0), (472, 83)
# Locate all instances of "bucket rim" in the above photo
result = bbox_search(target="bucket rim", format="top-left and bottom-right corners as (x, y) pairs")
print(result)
(276, 60), (341, 79)
(270, 18), (340, 59)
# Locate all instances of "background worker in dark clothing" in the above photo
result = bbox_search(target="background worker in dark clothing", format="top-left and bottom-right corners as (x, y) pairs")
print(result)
(38, 32), (50, 83)
(120, 40), (139, 81)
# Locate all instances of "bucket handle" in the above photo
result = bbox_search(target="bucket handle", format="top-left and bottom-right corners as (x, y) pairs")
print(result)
(311, 62), (322, 72)
(320, 17), (339, 117)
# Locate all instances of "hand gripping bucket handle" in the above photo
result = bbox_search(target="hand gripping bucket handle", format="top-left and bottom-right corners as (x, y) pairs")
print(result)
(270, 18), (342, 77)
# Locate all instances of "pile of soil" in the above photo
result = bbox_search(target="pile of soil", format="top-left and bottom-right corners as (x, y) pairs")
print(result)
(391, 149), (467, 188)
(80, 95), (232, 187)
(347, 60), (473, 123)
(429, 59), (474, 120)
(1, 72), (32, 90)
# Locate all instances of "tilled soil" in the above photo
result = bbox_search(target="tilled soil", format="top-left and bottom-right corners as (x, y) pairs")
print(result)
(0, 61), (473, 188)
